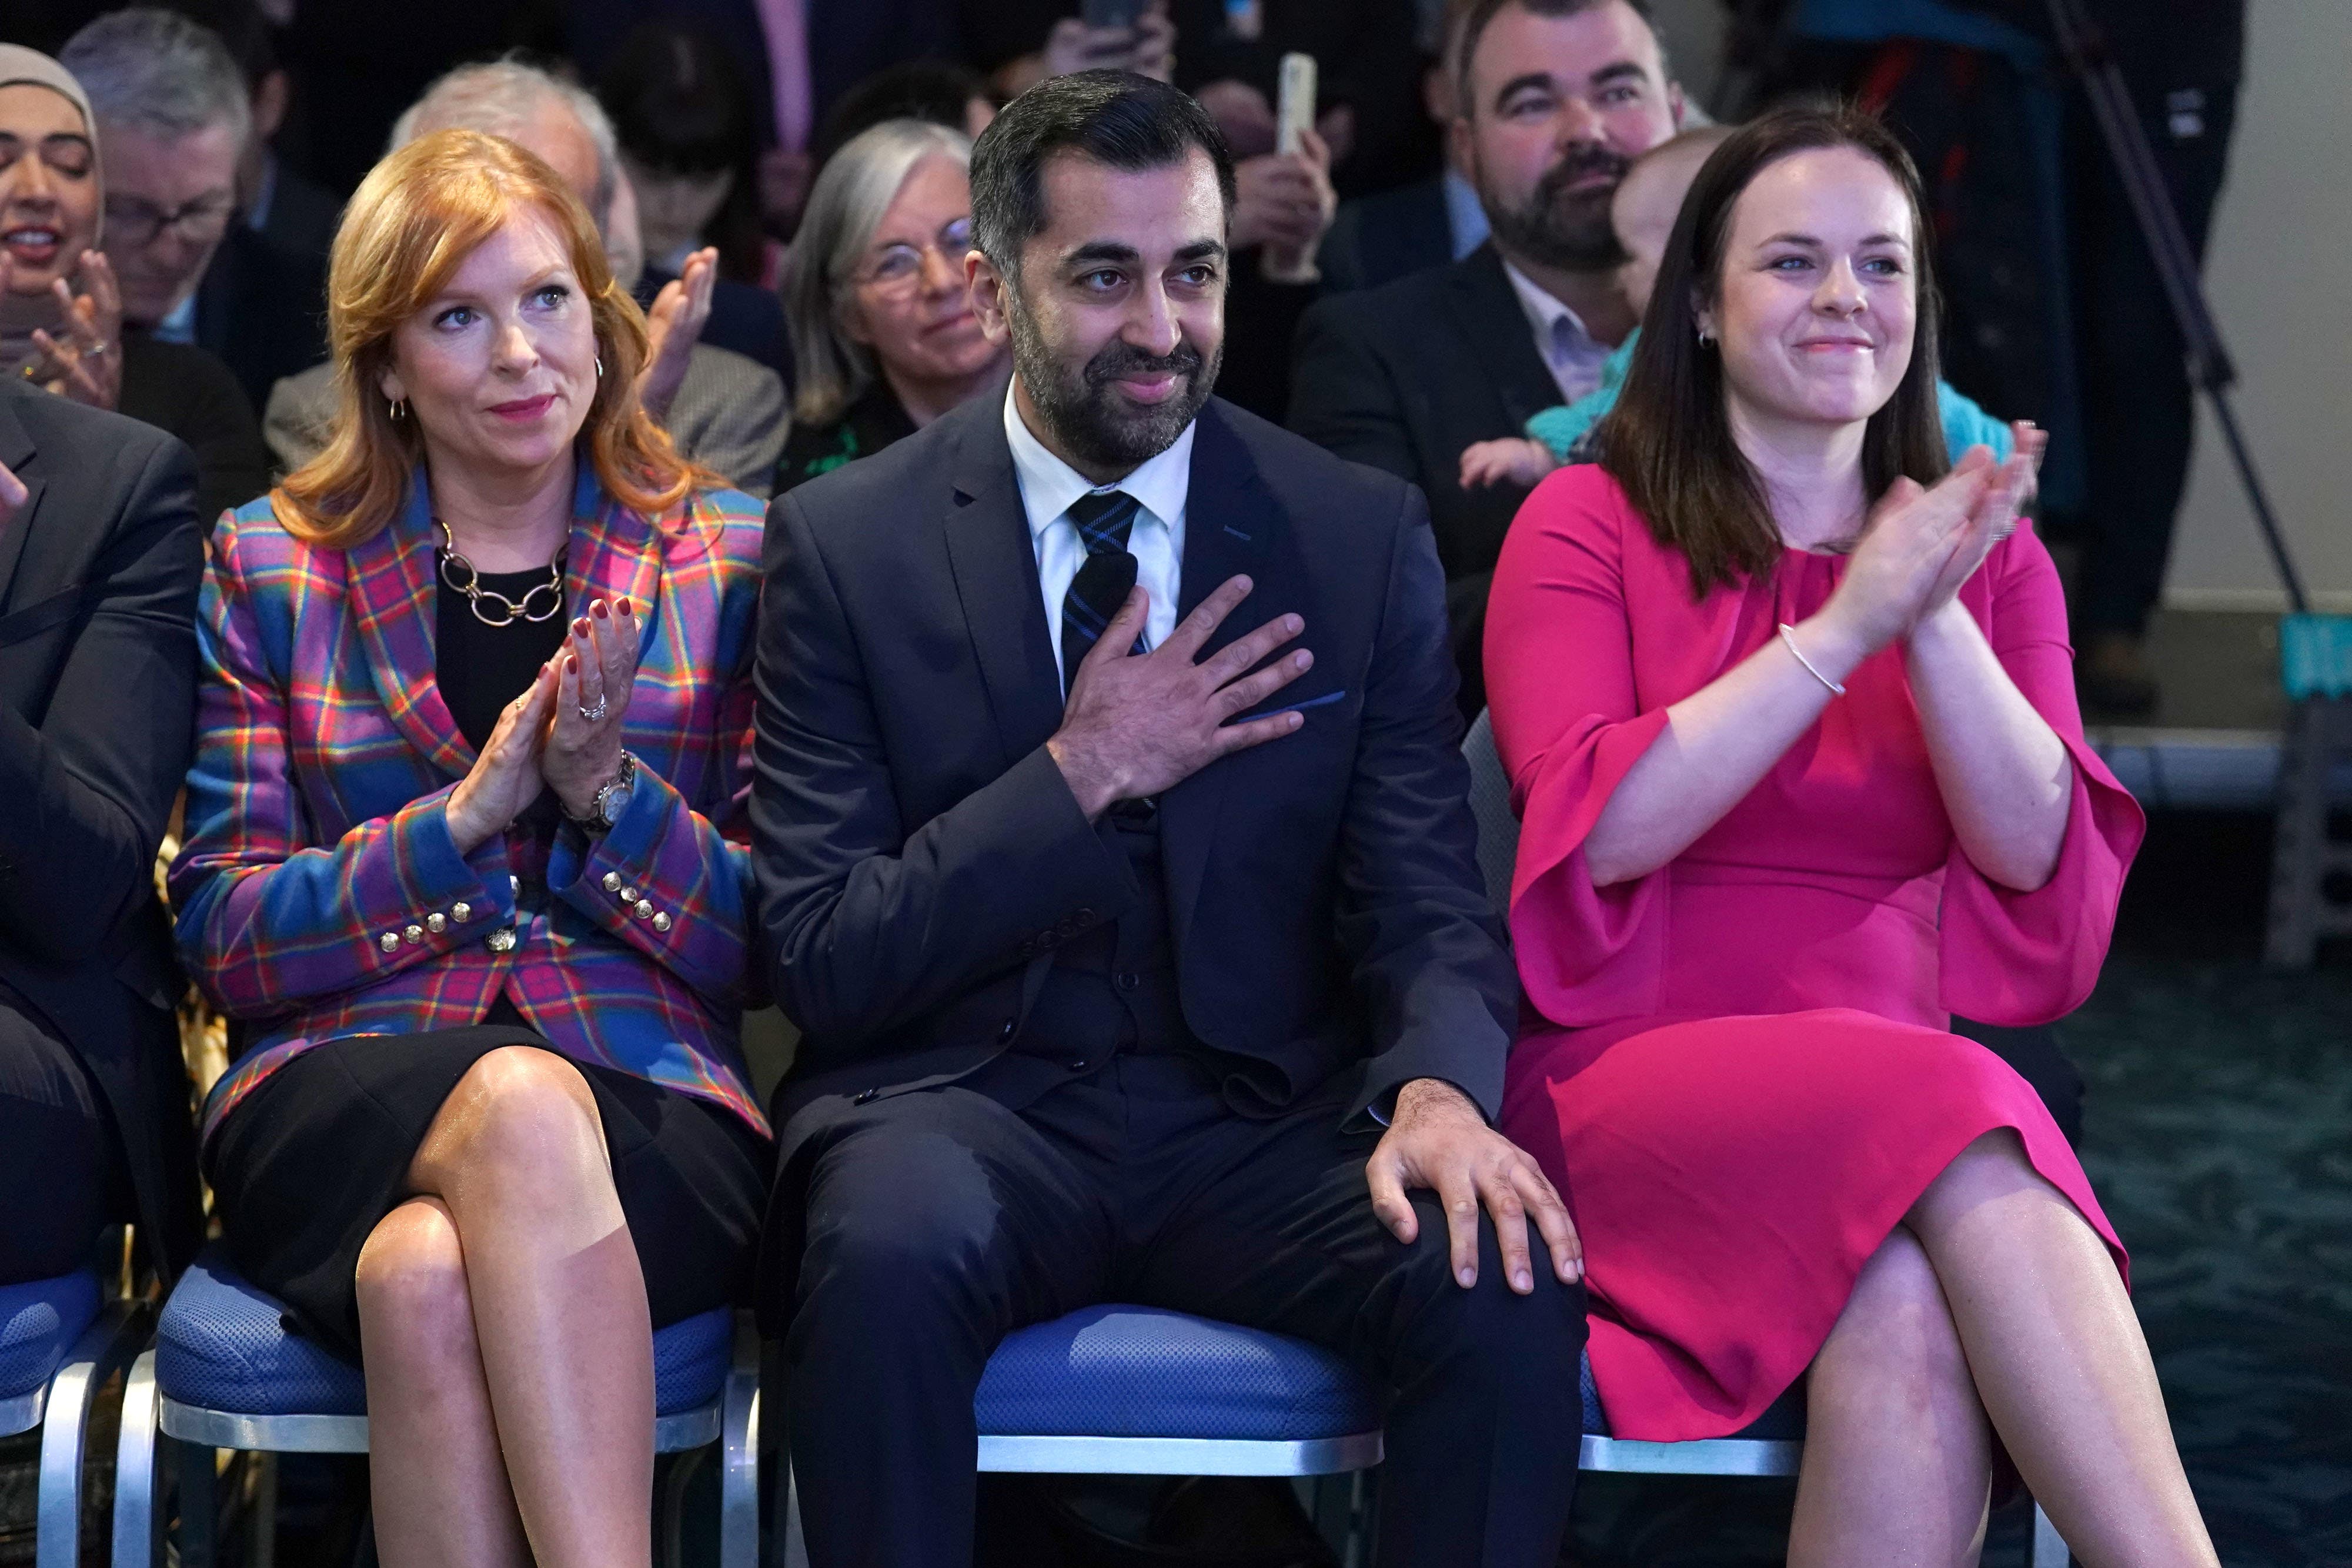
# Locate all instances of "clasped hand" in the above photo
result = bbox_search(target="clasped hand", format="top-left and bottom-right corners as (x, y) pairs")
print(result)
(1809, 422), (2046, 668)
(1047, 574), (1312, 820)
(446, 597), (643, 852)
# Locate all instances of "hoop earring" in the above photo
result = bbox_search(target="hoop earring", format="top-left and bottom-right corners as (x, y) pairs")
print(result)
(389, 397), (408, 422)
(595, 355), (604, 379)
(1696, 329), (1715, 347)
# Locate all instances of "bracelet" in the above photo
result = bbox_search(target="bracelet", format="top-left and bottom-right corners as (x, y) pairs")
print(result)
(1778, 623), (1846, 696)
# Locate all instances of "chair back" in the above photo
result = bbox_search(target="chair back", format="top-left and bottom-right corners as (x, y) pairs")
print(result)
(1462, 708), (1519, 922)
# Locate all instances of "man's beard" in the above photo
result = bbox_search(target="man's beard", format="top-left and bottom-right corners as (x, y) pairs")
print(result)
(1482, 142), (1632, 273)
(1007, 299), (1221, 473)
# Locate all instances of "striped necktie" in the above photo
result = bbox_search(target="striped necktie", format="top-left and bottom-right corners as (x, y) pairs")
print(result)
(1060, 489), (1143, 697)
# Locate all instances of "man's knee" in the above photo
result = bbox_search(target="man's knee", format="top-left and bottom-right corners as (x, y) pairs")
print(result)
(1385, 1194), (1589, 1376)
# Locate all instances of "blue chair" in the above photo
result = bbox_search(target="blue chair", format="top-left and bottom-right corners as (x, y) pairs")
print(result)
(1463, 710), (2072, 1567)
(2, 1266), (141, 1568)
(111, 1245), (759, 1568)
(779, 1305), (1384, 1562)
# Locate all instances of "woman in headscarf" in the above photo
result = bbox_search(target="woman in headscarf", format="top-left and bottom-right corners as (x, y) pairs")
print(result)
(0, 43), (268, 523)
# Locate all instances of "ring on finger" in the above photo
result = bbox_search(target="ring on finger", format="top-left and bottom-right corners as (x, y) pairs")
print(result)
(576, 696), (609, 723)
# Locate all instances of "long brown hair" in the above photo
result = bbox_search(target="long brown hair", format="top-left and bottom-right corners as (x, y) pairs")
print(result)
(273, 128), (704, 549)
(1599, 102), (1950, 597)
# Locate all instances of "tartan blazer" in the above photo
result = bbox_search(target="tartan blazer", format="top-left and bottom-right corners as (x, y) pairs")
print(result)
(171, 468), (770, 1142)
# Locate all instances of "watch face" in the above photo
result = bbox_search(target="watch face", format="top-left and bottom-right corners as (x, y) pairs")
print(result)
(599, 783), (634, 827)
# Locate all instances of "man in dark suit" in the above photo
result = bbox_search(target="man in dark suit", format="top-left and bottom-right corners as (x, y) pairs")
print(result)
(1289, 0), (1684, 716)
(753, 71), (1585, 1567)
(0, 377), (205, 1288)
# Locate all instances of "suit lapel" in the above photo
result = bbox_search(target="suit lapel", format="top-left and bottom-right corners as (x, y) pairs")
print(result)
(1161, 401), (1277, 948)
(1448, 245), (1560, 432)
(0, 395), (44, 615)
(941, 404), (1064, 770)
(345, 475), (475, 779)
(562, 467), (666, 731)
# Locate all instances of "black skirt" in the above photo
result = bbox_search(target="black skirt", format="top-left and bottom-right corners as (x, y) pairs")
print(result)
(206, 1025), (771, 1361)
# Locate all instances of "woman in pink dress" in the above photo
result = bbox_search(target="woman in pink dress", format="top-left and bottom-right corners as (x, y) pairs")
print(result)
(1486, 106), (2217, 1565)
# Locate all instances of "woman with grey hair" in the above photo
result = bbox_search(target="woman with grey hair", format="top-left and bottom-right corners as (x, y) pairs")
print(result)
(774, 119), (1005, 494)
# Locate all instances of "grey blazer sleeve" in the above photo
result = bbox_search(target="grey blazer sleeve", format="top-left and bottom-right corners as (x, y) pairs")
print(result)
(667, 346), (789, 500)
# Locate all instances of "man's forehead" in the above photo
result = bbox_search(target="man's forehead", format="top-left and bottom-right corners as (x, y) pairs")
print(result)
(1472, 0), (1660, 90)
(1033, 147), (1224, 251)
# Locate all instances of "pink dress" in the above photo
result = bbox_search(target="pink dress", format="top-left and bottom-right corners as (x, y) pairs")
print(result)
(1486, 466), (2144, 1442)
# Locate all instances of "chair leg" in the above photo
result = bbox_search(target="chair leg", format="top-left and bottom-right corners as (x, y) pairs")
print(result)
(111, 1350), (161, 1568)
(179, 1437), (220, 1568)
(658, 1449), (698, 1568)
(779, 1457), (809, 1568)
(248, 1450), (279, 1568)
(720, 1347), (760, 1568)
(35, 1304), (136, 1568)
(2027, 1501), (2070, 1567)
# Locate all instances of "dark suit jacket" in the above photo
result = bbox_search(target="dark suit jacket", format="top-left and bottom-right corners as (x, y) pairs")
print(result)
(0, 379), (206, 1279)
(196, 170), (340, 414)
(1318, 176), (1456, 296)
(751, 394), (1516, 1164)
(116, 333), (272, 524)
(1288, 244), (1559, 717)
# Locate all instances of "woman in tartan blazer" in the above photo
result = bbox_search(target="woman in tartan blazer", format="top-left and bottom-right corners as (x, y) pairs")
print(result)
(168, 129), (773, 1567)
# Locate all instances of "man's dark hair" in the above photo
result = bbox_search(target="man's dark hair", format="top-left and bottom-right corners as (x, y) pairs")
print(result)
(1454, 0), (1662, 118)
(970, 70), (1235, 279)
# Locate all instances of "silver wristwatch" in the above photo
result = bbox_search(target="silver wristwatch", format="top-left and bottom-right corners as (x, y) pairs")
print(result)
(568, 751), (637, 834)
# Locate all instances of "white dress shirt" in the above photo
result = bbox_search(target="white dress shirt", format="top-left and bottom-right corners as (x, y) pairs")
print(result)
(1003, 383), (1194, 687)
(1501, 258), (1617, 406)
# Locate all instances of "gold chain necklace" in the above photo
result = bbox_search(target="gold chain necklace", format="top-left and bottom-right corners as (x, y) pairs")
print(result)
(435, 517), (566, 627)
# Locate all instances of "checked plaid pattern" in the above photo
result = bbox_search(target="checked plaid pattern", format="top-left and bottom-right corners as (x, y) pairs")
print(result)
(1060, 489), (1142, 694)
(172, 470), (771, 1143)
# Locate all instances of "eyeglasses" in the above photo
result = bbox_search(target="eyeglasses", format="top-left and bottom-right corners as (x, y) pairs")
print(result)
(853, 218), (975, 295)
(104, 193), (236, 248)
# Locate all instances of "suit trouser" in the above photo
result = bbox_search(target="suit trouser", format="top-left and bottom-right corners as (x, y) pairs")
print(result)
(767, 1052), (1588, 1568)
(0, 1005), (112, 1282)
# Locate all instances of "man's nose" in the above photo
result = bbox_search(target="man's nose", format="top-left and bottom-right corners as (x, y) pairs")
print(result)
(1124, 281), (1181, 357)
(1553, 94), (1608, 149)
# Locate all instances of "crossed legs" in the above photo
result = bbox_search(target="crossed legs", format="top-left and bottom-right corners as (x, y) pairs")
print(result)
(353, 1045), (654, 1568)
(1792, 1131), (2217, 1568)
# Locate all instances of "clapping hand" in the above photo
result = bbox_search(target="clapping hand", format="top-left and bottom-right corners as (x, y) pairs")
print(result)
(544, 596), (643, 819)
(5, 250), (122, 410)
(1367, 1079), (1583, 1295)
(1916, 422), (2045, 620)
(1047, 575), (1313, 820)
(639, 248), (717, 423)
(446, 658), (560, 854)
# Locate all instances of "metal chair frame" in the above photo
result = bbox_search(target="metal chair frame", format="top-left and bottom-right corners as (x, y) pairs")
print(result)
(10, 1293), (144, 1568)
(109, 1325), (762, 1568)
(776, 1358), (1385, 1566)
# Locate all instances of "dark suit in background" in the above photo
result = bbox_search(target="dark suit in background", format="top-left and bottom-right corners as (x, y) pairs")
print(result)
(751, 393), (1584, 1565)
(1289, 244), (1558, 718)
(1318, 175), (1456, 295)
(116, 333), (273, 524)
(0, 379), (205, 1284)
(195, 163), (342, 414)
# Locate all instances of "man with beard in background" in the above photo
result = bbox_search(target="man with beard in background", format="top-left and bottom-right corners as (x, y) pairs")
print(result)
(1288, 0), (1682, 717)
(751, 68), (1588, 1568)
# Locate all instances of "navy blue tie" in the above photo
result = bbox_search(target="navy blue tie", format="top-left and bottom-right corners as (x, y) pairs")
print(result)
(1060, 489), (1144, 696)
